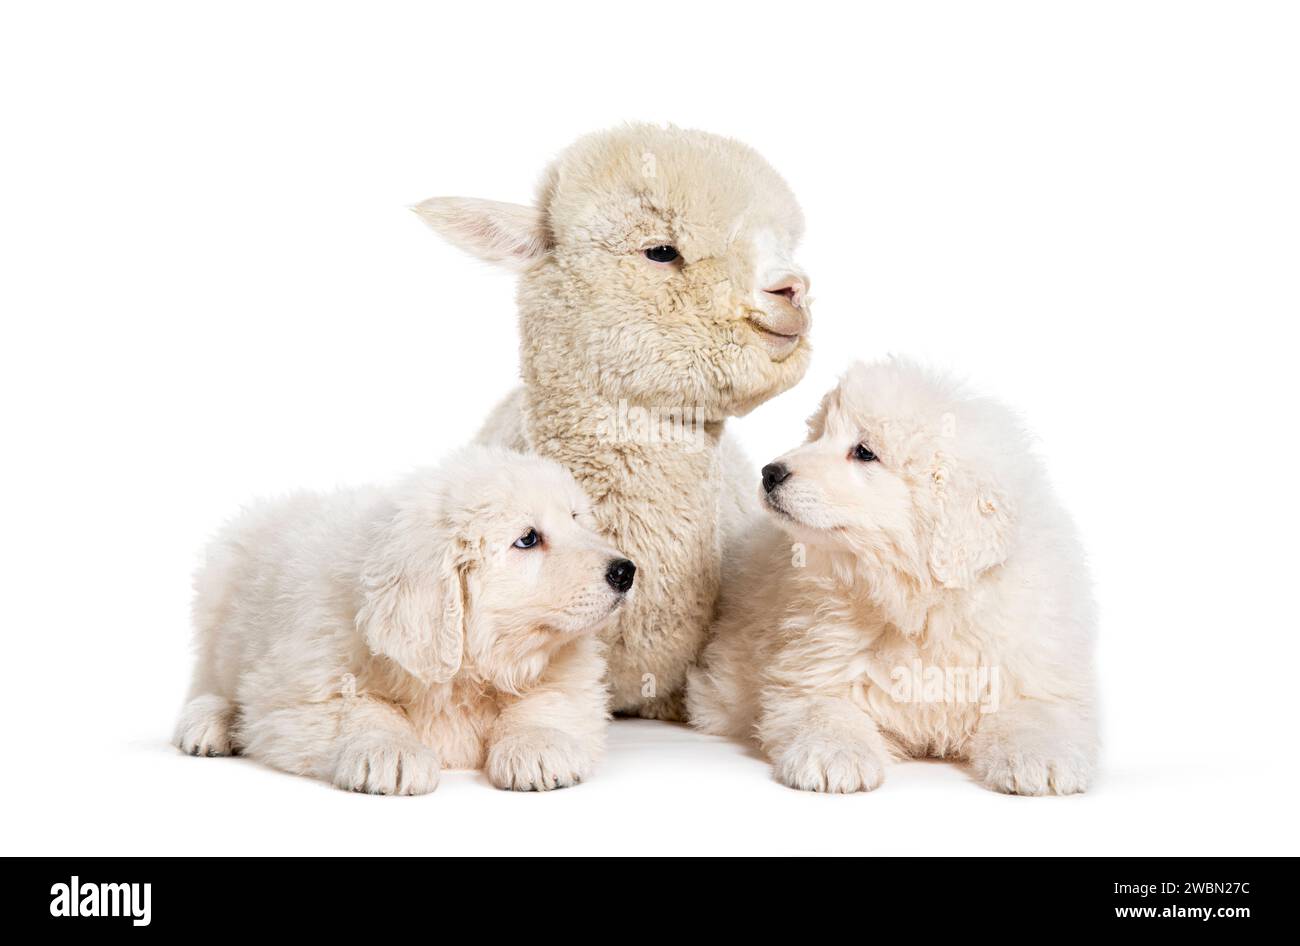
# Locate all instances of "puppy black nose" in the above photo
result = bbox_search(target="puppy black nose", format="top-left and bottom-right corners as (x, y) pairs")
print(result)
(606, 559), (636, 593)
(762, 462), (791, 494)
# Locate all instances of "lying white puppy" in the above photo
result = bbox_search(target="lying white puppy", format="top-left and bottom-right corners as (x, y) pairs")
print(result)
(688, 360), (1097, 795)
(174, 446), (635, 793)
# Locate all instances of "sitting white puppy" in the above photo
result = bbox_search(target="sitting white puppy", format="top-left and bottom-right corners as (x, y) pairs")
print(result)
(688, 360), (1097, 795)
(174, 446), (635, 793)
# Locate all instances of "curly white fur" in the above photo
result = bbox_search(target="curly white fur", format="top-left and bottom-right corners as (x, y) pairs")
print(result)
(688, 359), (1099, 795)
(175, 446), (631, 793)
(415, 124), (811, 718)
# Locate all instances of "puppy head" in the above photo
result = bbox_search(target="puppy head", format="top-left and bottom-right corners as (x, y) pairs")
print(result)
(357, 446), (631, 691)
(761, 359), (1022, 592)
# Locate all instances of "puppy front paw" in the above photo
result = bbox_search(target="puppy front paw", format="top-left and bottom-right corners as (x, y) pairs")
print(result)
(486, 727), (593, 792)
(174, 694), (236, 757)
(332, 735), (441, 795)
(973, 745), (1093, 796)
(773, 731), (886, 794)
(969, 701), (1097, 796)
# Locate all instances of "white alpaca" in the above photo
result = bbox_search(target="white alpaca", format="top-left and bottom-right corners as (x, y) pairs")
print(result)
(414, 124), (812, 719)
(175, 446), (635, 793)
(688, 360), (1098, 795)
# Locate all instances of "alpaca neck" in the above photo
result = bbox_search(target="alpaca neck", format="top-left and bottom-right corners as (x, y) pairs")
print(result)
(519, 375), (727, 485)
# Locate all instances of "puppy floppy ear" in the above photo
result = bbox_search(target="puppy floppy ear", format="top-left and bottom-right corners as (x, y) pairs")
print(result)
(357, 516), (471, 685)
(804, 382), (842, 441)
(411, 197), (550, 271)
(927, 455), (1015, 589)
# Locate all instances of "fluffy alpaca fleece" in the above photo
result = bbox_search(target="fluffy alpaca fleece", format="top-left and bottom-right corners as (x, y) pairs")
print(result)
(687, 360), (1098, 795)
(414, 124), (811, 718)
(174, 446), (633, 793)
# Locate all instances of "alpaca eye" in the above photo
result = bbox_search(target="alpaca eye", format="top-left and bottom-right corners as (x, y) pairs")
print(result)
(853, 443), (878, 462)
(644, 245), (679, 263)
(513, 529), (541, 549)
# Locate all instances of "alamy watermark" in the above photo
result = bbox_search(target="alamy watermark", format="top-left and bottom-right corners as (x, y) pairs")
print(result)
(50, 876), (151, 926)
(889, 660), (1001, 714)
(594, 399), (709, 448)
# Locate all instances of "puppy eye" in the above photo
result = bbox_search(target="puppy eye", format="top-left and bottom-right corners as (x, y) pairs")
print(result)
(644, 245), (680, 264)
(513, 529), (541, 549)
(852, 443), (878, 462)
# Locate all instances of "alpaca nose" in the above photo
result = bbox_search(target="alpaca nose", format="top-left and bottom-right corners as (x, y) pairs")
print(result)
(605, 559), (636, 593)
(762, 274), (808, 309)
(762, 462), (791, 494)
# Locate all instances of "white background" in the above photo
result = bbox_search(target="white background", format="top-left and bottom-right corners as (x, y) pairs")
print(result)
(2, 1), (1297, 856)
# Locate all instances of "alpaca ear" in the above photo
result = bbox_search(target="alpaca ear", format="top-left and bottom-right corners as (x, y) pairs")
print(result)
(411, 197), (550, 270)
(927, 459), (1015, 589)
(357, 528), (468, 685)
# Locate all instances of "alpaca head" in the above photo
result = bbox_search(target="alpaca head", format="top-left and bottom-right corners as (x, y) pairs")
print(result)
(415, 124), (811, 420)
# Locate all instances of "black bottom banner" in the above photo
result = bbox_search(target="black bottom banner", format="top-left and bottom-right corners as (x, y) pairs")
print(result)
(8, 856), (1278, 933)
